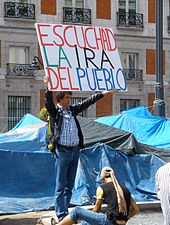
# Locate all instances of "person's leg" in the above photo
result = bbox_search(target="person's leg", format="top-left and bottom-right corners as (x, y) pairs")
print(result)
(61, 206), (108, 225)
(65, 150), (80, 208)
(58, 214), (75, 225)
(79, 219), (114, 225)
(55, 149), (72, 219)
(160, 191), (170, 225)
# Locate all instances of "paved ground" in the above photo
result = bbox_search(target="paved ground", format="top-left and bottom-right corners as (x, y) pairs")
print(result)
(0, 210), (164, 225)
(0, 211), (49, 225)
(127, 210), (164, 225)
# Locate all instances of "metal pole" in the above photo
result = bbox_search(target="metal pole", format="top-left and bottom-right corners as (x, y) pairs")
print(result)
(153, 0), (165, 116)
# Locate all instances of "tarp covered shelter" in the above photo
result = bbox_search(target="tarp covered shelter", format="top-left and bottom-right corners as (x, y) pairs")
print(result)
(96, 106), (170, 150)
(0, 112), (168, 214)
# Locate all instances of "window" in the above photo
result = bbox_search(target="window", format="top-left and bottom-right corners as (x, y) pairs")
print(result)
(119, 0), (126, 14)
(6, 0), (28, 2)
(117, 0), (143, 28)
(121, 53), (138, 69)
(20, 0), (28, 3)
(120, 99), (140, 112)
(118, 0), (136, 14)
(129, 0), (136, 14)
(65, 0), (72, 7)
(71, 97), (87, 117)
(76, 0), (84, 8)
(63, 0), (90, 24)
(8, 96), (31, 130)
(10, 0), (28, 3)
(65, 0), (84, 8)
(9, 46), (29, 64)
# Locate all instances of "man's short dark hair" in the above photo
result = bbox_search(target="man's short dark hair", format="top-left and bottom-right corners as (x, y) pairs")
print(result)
(56, 91), (72, 102)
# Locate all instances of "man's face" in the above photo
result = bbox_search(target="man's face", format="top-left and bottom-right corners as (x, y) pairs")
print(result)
(60, 93), (71, 108)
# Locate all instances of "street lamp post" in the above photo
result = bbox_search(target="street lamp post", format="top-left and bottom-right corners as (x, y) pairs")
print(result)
(153, 0), (165, 117)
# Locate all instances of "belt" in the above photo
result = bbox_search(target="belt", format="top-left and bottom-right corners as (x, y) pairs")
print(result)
(115, 220), (126, 225)
(57, 144), (80, 151)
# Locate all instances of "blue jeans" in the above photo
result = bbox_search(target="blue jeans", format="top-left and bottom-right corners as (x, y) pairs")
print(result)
(55, 148), (79, 219)
(70, 206), (114, 225)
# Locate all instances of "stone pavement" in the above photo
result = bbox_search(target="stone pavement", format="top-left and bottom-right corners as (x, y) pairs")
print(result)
(0, 210), (164, 225)
(0, 202), (164, 225)
(127, 210), (164, 225)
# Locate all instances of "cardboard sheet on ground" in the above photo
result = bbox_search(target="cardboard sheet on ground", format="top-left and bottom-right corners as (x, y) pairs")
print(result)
(35, 23), (126, 91)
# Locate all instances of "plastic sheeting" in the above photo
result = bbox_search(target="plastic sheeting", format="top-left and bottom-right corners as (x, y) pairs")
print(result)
(0, 150), (56, 214)
(0, 114), (47, 153)
(1, 113), (169, 158)
(72, 144), (165, 205)
(0, 113), (166, 214)
(0, 114), (143, 155)
(96, 106), (170, 149)
(0, 143), (165, 214)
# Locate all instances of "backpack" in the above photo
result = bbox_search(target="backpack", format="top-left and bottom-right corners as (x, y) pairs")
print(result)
(39, 107), (57, 154)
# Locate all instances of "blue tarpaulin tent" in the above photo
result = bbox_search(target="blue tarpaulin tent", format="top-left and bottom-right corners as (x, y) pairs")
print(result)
(0, 113), (166, 214)
(96, 106), (170, 149)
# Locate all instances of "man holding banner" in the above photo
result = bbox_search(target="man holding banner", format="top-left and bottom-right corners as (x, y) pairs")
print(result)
(44, 76), (118, 223)
(36, 23), (126, 224)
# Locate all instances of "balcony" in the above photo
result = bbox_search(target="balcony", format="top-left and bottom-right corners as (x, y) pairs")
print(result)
(4, 2), (35, 20)
(123, 69), (143, 81)
(168, 16), (170, 31)
(63, 7), (91, 24)
(117, 12), (143, 29)
(7, 64), (34, 77)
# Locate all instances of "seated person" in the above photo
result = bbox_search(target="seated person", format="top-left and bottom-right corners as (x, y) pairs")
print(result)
(56, 167), (139, 225)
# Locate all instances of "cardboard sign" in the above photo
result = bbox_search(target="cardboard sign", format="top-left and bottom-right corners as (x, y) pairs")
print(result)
(35, 23), (127, 91)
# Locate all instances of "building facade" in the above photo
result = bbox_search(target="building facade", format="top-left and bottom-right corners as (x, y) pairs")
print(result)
(0, 0), (170, 132)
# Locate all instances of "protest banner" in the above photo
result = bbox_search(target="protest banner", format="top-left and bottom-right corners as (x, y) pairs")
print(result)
(35, 23), (127, 91)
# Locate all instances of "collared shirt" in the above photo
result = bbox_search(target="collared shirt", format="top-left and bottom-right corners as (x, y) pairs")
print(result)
(58, 108), (79, 146)
(155, 163), (170, 225)
(155, 163), (170, 199)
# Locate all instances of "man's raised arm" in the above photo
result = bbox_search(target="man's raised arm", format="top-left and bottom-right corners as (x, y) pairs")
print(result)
(72, 90), (118, 115)
(44, 76), (57, 118)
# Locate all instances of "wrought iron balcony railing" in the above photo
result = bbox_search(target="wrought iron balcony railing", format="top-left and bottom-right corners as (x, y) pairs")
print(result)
(7, 64), (34, 77)
(63, 7), (91, 24)
(168, 16), (170, 31)
(4, 2), (35, 20)
(117, 12), (143, 28)
(123, 69), (143, 81)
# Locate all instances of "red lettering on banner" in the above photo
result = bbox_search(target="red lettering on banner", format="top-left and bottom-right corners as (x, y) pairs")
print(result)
(53, 25), (64, 46)
(37, 24), (118, 51)
(57, 67), (69, 90)
(37, 24), (53, 46)
(100, 28), (106, 51)
(105, 28), (117, 51)
(102, 29), (111, 51)
(84, 27), (97, 50)
(46, 67), (59, 90)
(63, 26), (75, 48)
